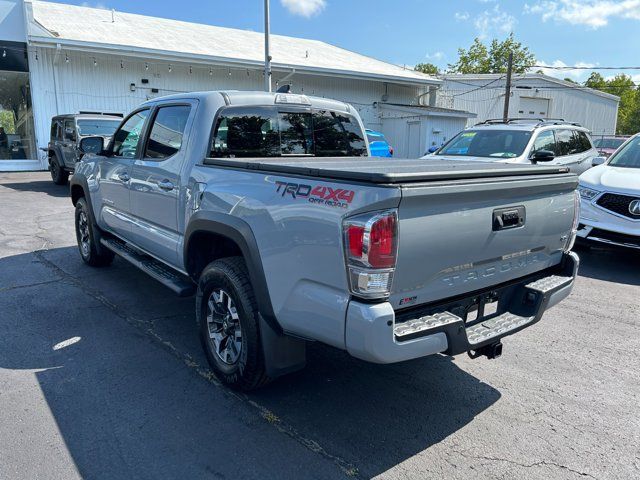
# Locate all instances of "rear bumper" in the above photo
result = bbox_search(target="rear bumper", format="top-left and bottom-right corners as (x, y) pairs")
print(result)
(345, 252), (579, 364)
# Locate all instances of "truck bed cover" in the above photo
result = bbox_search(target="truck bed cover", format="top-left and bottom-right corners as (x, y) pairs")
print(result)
(203, 157), (572, 183)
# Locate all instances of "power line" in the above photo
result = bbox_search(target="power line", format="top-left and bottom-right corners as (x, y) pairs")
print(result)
(532, 65), (640, 71)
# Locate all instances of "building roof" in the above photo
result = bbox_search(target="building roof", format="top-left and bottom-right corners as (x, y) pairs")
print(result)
(25, 0), (439, 87)
(441, 73), (620, 102)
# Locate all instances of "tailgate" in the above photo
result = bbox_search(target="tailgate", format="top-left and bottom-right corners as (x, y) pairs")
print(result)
(390, 173), (578, 309)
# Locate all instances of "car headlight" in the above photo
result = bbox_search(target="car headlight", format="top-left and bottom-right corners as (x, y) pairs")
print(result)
(577, 185), (599, 201)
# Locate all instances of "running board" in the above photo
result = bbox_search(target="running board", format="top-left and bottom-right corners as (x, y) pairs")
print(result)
(100, 237), (196, 297)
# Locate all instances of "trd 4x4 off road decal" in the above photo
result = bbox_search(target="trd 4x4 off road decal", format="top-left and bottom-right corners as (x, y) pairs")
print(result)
(275, 181), (355, 208)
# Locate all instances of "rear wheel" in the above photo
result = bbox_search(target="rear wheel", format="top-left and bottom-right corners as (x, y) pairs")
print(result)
(196, 257), (270, 391)
(50, 155), (69, 185)
(74, 197), (114, 267)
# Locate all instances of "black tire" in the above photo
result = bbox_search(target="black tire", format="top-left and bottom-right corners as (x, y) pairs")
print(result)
(50, 155), (69, 185)
(196, 257), (270, 391)
(74, 197), (114, 267)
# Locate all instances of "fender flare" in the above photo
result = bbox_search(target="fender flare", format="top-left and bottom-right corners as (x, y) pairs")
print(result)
(49, 146), (66, 168)
(184, 211), (281, 333)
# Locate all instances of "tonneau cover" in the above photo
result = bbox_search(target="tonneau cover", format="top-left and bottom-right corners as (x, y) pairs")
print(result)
(203, 157), (571, 183)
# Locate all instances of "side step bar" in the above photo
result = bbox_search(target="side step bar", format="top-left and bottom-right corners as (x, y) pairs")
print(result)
(100, 237), (196, 297)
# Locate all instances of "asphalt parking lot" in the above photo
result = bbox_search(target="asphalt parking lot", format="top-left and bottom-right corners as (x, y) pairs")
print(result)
(0, 171), (638, 480)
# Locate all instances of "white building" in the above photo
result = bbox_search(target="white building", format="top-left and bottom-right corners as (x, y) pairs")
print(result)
(0, 0), (474, 171)
(438, 73), (619, 136)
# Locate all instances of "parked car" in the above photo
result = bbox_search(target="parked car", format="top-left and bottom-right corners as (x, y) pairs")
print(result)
(366, 128), (393, 157)
(422, 118), (598, 174)
(47, 113), (122, 185)
(576, 134), (640, 250)
(593, 135), (630, 158)
(70, 91), (579, 390)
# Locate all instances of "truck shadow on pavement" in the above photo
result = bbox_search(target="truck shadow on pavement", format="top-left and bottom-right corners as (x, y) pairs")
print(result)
(0, 247), (500, 479)
(574, 245), (640, 286)
(1, 179), (70, 198)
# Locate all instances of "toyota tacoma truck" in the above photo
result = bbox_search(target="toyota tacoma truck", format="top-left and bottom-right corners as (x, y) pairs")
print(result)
(70, 91), (580, 390)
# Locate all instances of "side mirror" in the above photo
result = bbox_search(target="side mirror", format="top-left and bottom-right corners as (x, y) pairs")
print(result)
(531, 150), (555, 163)
(592, 156), (606, 167)
(79, 136), (105, 155)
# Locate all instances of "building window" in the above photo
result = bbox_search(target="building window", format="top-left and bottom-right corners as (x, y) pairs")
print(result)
(0, 42), (36, 161)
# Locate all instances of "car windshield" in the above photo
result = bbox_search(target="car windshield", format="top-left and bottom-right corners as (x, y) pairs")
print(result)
(594, 138), (626, 149)
(77, 119), (121, 136)
(437, 129), (532, 158)
(608, 136), (640, 168)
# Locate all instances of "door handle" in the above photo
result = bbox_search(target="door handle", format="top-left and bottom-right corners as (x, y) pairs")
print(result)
(118, 172), (130, 182)
(158, 179), (175, 191)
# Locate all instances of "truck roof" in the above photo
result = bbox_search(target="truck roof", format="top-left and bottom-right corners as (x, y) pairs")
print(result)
(141, 90), (354, 113)
(52, 114), (123, 121)
(204, 157), (572, 184)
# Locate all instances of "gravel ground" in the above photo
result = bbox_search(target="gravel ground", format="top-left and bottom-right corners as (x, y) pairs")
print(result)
(0, 172), (638, 480)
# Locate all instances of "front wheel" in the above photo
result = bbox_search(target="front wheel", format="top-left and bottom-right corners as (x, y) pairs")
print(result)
(74, 197), (114, 267)
(196, 257), (270, 391)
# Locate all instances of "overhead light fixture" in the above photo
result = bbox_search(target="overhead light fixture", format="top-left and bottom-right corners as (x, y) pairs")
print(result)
(2, 50), (6, 58)
(145, 62), (149, 71)
(189, 65), (192, 74)
(209, 67), (213, 76)
(65, 54), (69, 63)
(168, 64), (172, 72)
(93, 58), (97, 67)
(120, 60), (124, 69)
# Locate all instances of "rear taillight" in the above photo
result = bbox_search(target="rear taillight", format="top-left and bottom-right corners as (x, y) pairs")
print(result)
(343, 210), (398, 299)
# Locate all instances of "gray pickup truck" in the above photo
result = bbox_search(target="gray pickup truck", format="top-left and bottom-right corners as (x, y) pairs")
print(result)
(70, 91), (580, 390)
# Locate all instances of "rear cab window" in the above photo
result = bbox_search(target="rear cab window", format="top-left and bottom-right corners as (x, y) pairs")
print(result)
(209, 107), (367, 158)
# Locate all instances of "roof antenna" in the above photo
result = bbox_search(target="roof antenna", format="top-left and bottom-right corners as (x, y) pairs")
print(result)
(111, 9), (115, 23)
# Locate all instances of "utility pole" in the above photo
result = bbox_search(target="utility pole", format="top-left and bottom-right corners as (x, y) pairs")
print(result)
(503, 51), (513, 122)
(264, 0), (272, 92)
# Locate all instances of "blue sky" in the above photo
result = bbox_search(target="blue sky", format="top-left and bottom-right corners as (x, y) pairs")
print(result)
(53, 0), (640, 82)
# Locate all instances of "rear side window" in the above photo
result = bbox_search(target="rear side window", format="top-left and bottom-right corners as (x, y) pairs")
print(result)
(50, 121), (61, 140)
(112, 109), (150, 158)
(145, 105), (191, 160)
(209, 108), (367, 158)
(574, 131), (592, 153)
(554, 129), (576, 156)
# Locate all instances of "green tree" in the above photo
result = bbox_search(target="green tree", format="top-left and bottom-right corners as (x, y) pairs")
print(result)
(0, 110), (15, 134)
(585, 73), (640, 134)
(414, 62), (440, 76)
(447, 33), (535, 74)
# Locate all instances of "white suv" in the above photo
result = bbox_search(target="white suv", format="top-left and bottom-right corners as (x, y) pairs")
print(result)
(576, 134), (640, 250)
(423, 119), (598, 175)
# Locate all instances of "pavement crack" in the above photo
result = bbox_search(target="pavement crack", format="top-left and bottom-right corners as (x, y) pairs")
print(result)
(31, 249), (360, 478)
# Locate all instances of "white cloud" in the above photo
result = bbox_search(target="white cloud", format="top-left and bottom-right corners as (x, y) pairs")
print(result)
(524, 0), (640, 28)
(454, 11), (470, 21)
(280, 0), (326, 17)
(474, 5), (517, 38)
(80, 1), (109, 9)
(425, 51), (445, 61)
(533, 59), (597, 82)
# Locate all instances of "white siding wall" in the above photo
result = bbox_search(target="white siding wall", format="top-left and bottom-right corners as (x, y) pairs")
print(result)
(439, 76), (619, 135)
(28, 47), (427, 167)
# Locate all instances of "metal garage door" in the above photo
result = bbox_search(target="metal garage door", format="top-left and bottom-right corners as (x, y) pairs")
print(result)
(518, 97), (550, 118)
